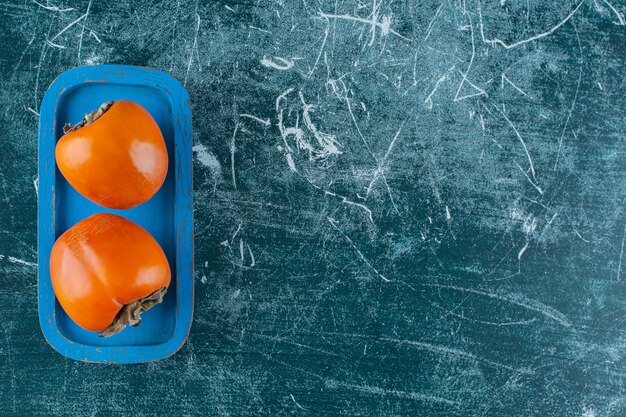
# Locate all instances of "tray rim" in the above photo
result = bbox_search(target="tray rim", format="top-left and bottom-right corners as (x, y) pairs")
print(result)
(37, 64), (194, 364)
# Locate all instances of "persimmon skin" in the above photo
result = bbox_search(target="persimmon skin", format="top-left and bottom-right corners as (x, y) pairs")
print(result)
(55, 100), (168, 209)
(50, 213), (171, 333)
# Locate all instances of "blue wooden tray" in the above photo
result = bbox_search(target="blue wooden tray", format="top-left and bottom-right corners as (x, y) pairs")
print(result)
(37, 65), (193, 363)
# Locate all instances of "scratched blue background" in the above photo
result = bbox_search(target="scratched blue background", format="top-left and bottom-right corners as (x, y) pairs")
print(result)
(1, 0), (625, 415)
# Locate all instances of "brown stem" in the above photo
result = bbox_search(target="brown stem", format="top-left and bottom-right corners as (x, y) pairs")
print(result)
(63, 101), (114, 134)
(100, 287), (168, 337)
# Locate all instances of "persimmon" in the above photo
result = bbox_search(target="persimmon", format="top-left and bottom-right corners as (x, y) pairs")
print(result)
(50, 213), (171, 336)
(56, 100), (168, 209)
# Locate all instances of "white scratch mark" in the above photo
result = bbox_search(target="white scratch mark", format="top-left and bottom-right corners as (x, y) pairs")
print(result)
(337, 197), (374, 223)
(33, 177), (39, 195)
(602, 0), (625, 25)
(480, 102), (494, 116)
(50, 12), (87, 41)
(478, 0), (585, 49)
(501, 73), (528, 96)
(366, 123), (404, 196)
(306, 177), (374, 222)
(368, 0), (380, 45)
(522, 214), (537, 235)
(498, 107), (542, 193)
(260, 56), (294, 70)
(89, 30), (101, 43)
(335, 333), (533, 373)
(325, 379), (457, 406)
(249, 25), (271, 33)
(412, 1), (446, 85)
(276, 89), (341, 162)
(252, 332), (338, 356)
(309, 18), (329, 76)
(518, 241), (530, 260)
(318, 11), (410, 43)
(425, 65), (456, 109)
(327, 217), (389, 281)
(538, 212), (559, 241)
(516, 163), (544, 195)
(501, 109), (536, 180)
(343, 96), (398, 214)
(276, 88), (300, 153)
(231, 222), (242, 243)
(424, 2), (446, 42)
(33, 0), (74, 12)
(617, 221), (626, 280)
(299, 91), (342, 157)
(225, 5), (235, 12)
(230, 124), (239, 189)
(247, 244), (255, 267)
(454, 72), (487, 102)
(547, 212), (559, 226)
(289, 394), (307, 411)
(31, 48), (47, 96)
(25, 106), (39, 116)
(554, 22), (583, 171)
(239, 239), (244, 262)
(424, 284), (572, 327)
(454, 18), (487, 102)
(240, 113), (270, 126)
(445, 205), (452, 220)
(184, 13), (201, 86)
(285, 152), (297, 172)
(45, 39), (66, 49)
(574, 229), (590, 243)
(328, 79), (400, 213)
(430, 298), (538, 326)
(76, 0), (92, 64)
(7, 257), (36, 267)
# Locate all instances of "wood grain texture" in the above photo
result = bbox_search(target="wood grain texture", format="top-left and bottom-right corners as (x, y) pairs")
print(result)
(1, 0), (625, 415)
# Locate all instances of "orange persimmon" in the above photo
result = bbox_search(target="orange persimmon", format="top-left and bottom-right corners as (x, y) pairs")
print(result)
(50, 213), (171, 336)
(55, 100), (168, 209)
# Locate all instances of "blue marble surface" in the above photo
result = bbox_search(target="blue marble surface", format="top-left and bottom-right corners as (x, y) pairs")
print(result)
(0, 0), (625, 415)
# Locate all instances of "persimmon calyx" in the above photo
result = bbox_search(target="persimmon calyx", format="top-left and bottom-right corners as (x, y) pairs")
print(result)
(100, 286), (168, 337)
(63, 100), (114, 134)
